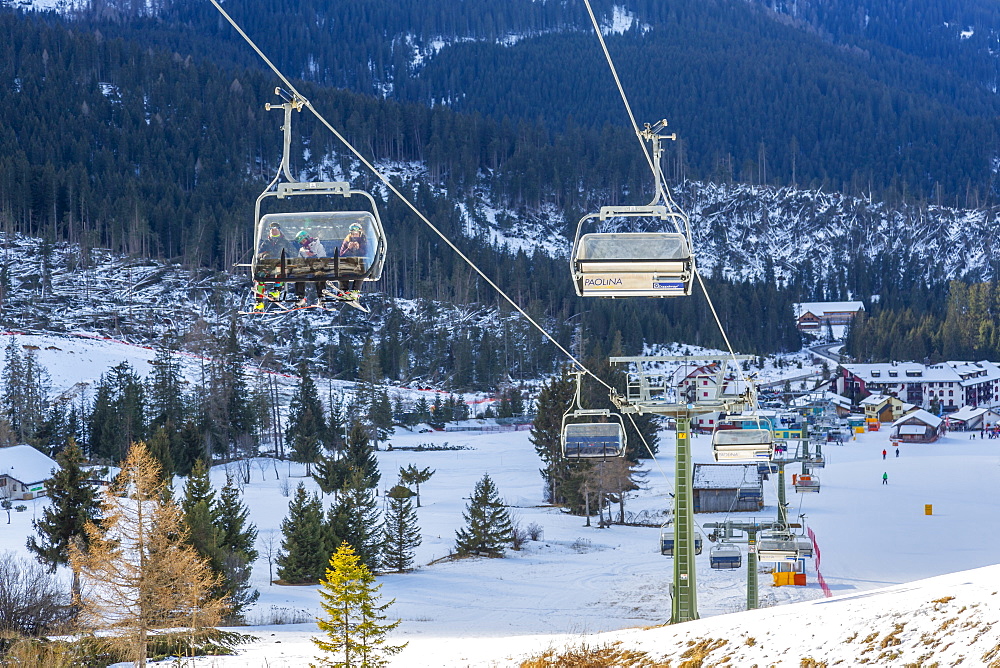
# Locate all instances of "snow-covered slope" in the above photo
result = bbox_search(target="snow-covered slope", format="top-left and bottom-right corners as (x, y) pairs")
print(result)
(2, 335), (999, 665)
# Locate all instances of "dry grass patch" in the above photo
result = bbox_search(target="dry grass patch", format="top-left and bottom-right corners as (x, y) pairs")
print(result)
(678, 638), (728, 667)
(880, 623), (905, 648)
(518, 642), (665, 667)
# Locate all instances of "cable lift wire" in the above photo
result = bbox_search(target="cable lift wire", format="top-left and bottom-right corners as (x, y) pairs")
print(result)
(214, 0), (759, 529)
(208, 0), (616, 394)
(581, 0), (758, 412)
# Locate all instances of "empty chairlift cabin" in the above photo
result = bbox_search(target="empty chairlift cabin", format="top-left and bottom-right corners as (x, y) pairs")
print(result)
(711, 416), (775, 463)
(571, 206), (694, 298)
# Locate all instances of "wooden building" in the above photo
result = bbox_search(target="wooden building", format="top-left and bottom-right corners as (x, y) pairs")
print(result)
(692, 463), (763, 513)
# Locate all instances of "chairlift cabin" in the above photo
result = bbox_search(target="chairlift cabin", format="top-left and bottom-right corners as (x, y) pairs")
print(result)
(709, 543), (742, 569)
(561, 419), (626, 459)
(712, 418), (774, 462)
(247, 90), (387, 309)
(560, 371), (626, 459)
(571, 206), (693, 298)
(660, 527), (703, 556)
(755, 532), (800, 562)
(792, 473), (821, 493)
(252, 209), (385, 288)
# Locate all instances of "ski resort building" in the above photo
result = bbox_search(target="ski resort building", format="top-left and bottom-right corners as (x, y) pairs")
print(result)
(944, 406), (1000, 431)
(0, 444), (57, 501)
(889, 410), (944, 444)
(793, 301), (865, 333)
(838, 361), (1000, 411)
(860, 394), (916, 423)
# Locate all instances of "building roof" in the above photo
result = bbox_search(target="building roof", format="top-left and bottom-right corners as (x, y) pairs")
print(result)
(948, 406), (988, 422)
(844, 363), (962, 384)
(0, 445), (58, 485)
(947, 361), (1000, 387)
(891, 409), (943, 429)
(860, 394), (888, 406)
(793, 301), (865, 318)
(693, 463), (759, 490)
(789, 391), (850, 409)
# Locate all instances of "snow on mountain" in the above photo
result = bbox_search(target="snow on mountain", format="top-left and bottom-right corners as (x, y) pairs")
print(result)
(679, 180), (1000, 284)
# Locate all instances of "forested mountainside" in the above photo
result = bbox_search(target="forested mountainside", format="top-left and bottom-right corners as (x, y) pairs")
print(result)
(3, 1), (1000, 370)
(41, 0), (1000, 208)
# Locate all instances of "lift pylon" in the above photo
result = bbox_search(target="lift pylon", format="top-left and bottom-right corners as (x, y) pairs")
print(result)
(608, 354), (755, 624)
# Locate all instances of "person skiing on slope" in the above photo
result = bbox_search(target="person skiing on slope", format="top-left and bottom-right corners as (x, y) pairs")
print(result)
(882, 472), (888, 485)
(882, 449), (887, 460)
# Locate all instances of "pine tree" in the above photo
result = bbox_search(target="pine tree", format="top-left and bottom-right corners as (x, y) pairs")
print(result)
(344, 421), (380, 489)
(2, 342), (50, 445)
(26, 438), (99, 599)
(327, 393), (346, 452)
(174, 418), (204, 477)
(147, 342), (184, 432)
(287, 364), (325, 476)
(70, 443), (226, 668)
(277, 483), (328, 584)
(382, 485), (421, 573)
(181, 459), (223, 590)
(311, 543), (405, 668)
(145, 425), (175, 481)
(413, 396), (431, 425)
(216, 475), (260, 619)
(368, 388), (394, 448)
(398, 464), (434, 508)
(332, 469), (383, 573)
(87, 363), (146, 463)
(428, 394), (446, 430)
(454, 474), (514, 558)
(222, 322), (255, 457)
(357, 337), (383, 408)
(312, 453), (349, 496)
(530, 373), (575, 504)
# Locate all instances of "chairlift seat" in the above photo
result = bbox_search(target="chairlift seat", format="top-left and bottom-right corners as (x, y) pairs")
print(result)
(574, 232), (692, 297)
(710, 544), (742, 569)
(793, 474), (821, 493)
(562, 422), (625, 459)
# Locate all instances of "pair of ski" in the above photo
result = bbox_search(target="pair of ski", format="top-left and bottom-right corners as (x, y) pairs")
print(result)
(242, 290), (369, 315)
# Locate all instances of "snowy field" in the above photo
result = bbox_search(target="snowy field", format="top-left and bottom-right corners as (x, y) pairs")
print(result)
(4, 422), (1000, 665)
(2, 331), (999, 665)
